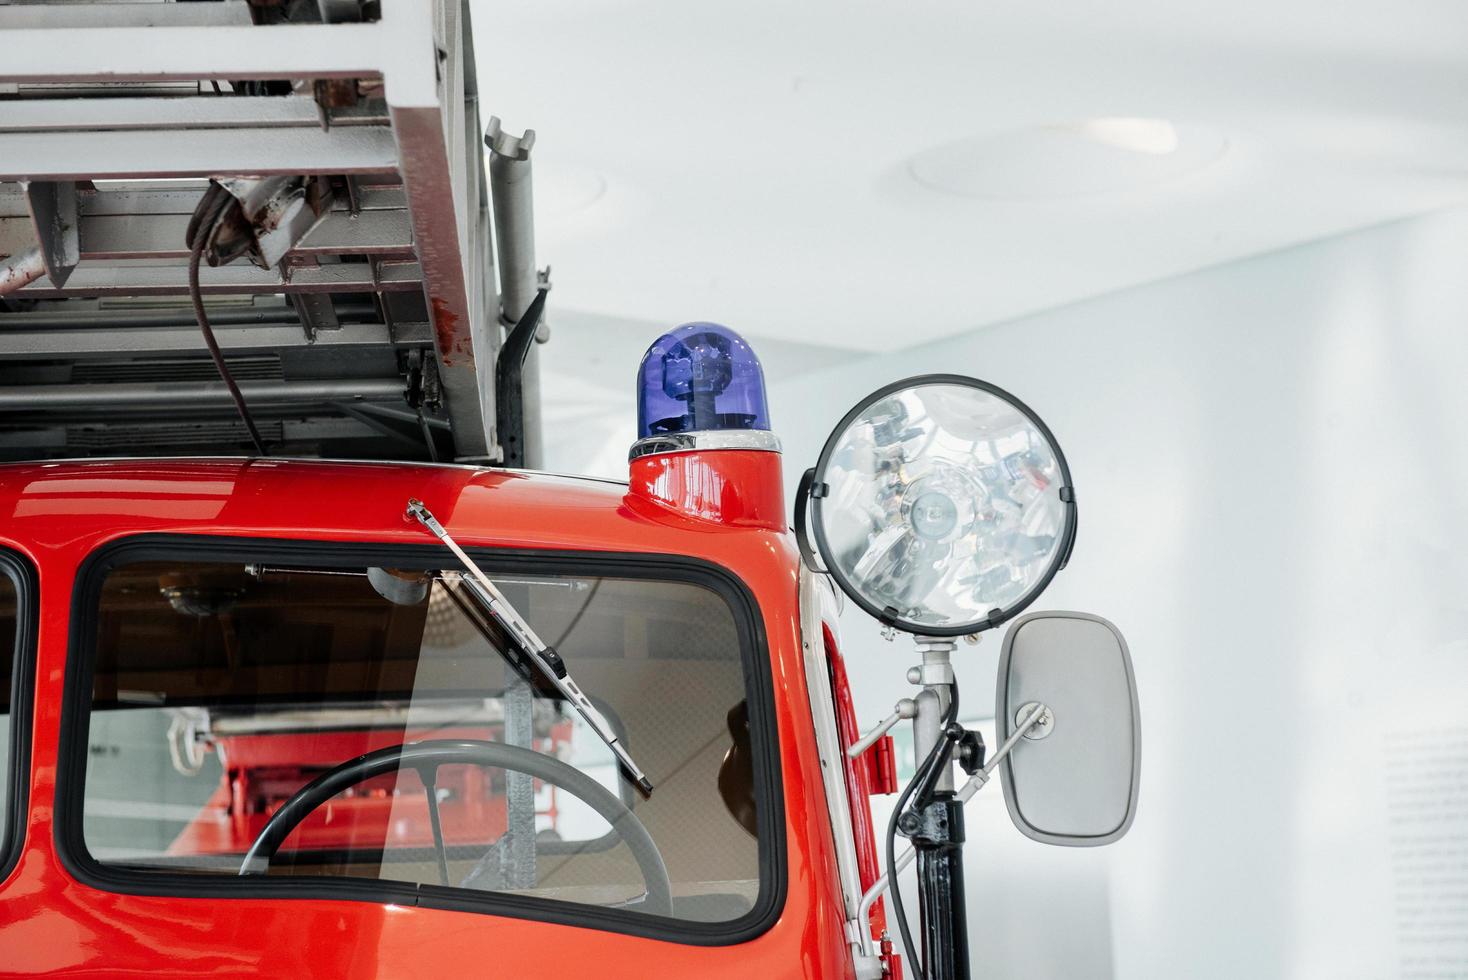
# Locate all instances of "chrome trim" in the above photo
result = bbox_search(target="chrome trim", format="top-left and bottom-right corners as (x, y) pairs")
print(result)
(628, 429), (782, 461)
(798, 563), (871, 973)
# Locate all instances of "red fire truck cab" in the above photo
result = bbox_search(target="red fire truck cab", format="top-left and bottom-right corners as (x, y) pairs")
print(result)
(0, 446), (895, 977)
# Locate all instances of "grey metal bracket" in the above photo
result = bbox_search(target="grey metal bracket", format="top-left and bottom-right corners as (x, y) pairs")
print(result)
(21, 180), (78, 289)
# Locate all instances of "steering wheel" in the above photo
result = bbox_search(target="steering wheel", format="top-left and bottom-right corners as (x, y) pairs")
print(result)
(238, 738), (673, 916)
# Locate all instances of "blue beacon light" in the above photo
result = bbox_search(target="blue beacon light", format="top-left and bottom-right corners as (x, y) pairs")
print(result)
(635, 323), (772, 440)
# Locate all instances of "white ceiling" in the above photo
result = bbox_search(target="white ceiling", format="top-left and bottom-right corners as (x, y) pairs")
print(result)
(471, 0), (1468, 353)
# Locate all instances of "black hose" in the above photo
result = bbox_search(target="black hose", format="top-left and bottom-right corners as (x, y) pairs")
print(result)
(187, 186), (267, 456)
(886, 681), (960, 980)
(183, 181), (226, 252)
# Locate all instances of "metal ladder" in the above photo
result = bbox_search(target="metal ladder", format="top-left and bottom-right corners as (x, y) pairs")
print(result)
(0, 0), (538, 465)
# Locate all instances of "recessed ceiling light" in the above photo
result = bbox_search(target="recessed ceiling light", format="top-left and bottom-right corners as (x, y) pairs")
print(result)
(1079, 117), (1180, 155)
(906, 119), (1227, 200)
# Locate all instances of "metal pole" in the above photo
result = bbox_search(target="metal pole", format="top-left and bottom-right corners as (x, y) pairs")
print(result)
(0, 244), (47, 296)
(905, 638), (970, 980)
(858, 702), (1050, 959)
(915, 795), (969, 980)
(0, 303), (377, 330)
(0, 377), (404, 410)
(502, 663), (538, 889)
(486, 117), (544, 469)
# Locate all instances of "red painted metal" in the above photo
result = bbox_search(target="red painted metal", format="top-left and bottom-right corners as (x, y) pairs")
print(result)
(627, 449), (787, 531)
(868, 735), (899, 797)
(0, 457), (857, 978)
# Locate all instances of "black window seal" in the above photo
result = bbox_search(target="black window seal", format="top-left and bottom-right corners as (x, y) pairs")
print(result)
(0, 548), (38, 887)
(56, 533), (787, 947)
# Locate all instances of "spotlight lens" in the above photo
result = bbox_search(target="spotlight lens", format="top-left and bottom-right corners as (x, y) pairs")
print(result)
(811, 376), (1075, 634)
(909, 490), (958, 540)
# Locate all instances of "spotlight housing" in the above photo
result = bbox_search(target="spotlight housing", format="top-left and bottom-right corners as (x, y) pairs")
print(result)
(797, 374), (1076, 637)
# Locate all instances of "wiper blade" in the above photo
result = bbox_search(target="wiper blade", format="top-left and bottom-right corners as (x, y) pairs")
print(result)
(406, 498), (654, 798)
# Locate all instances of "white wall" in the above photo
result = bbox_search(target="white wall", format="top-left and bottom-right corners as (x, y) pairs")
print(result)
(764, 207), (1468, 980)
(541, 207), (1468, 979)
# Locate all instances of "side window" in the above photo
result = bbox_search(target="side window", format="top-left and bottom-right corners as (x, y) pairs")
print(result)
(0, 556), (27, 873)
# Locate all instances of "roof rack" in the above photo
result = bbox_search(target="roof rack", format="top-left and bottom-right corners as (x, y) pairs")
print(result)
(0, 0), (537, 465)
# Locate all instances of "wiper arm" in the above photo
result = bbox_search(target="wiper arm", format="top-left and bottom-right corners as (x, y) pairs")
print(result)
(407, 498), (655, 798)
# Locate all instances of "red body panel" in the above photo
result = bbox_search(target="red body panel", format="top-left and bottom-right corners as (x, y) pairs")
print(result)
(628, 449), (787, 531)
(0, 456), (855, 978)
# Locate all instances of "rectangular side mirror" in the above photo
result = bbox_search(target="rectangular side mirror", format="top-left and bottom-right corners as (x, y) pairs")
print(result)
(996, 611), (1140, 846)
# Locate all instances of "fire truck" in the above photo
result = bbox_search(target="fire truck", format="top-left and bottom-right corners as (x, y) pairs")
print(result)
(0, 4), (1139, 978)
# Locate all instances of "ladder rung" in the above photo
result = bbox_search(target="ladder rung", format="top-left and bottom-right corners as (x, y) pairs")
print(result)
(0, 127), (401, 181)
(0, 2), (254, 31)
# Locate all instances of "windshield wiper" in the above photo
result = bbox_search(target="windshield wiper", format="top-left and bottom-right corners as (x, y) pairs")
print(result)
(406, 498), (655, 798)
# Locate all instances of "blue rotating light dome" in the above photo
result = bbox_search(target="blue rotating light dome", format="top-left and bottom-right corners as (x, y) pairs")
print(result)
(636, 323), (771, 439)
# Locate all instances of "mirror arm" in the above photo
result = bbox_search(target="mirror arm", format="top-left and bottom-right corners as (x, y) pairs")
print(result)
(847, 698), (917, 759)
(956, 702), (1049, 802)
(854, 702), (1051, 959)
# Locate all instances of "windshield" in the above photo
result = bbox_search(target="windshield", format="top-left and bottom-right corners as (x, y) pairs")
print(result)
(76, 552), (770, 928)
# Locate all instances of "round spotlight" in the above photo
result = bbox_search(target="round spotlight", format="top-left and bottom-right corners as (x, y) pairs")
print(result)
(798, 374), (1076, 636)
